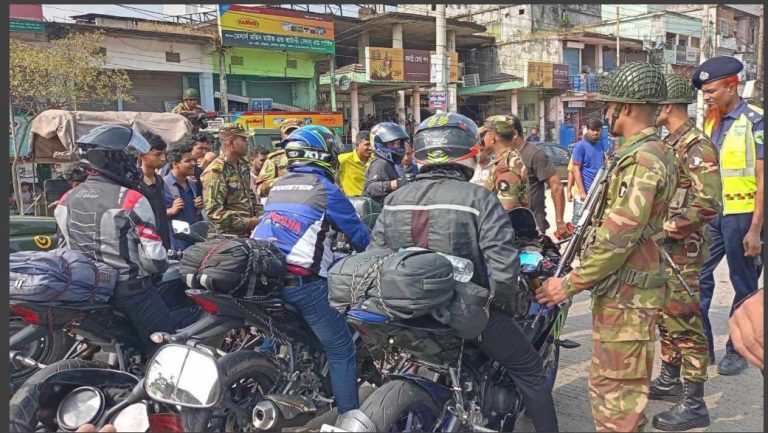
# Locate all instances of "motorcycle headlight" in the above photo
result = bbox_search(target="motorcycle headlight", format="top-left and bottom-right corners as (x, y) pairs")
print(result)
(56, 386), (105, 430)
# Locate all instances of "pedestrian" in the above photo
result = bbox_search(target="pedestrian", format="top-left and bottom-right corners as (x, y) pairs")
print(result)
(396, 143), (420, 176)
(694, 56), (764, 376)
(249, 146), (269, 199)
(516, 127), (568, 237)
(535, 62), (677, 432)
(337, 130), (373, 196)
(137, 132), (172, 250)
(19, 182), (34, 215)
(257, 118), (303, 197)
(164, 143), (204, 251)
(161, 133), (212, 187)
(525, 126), (541, 142)
(480, 115), (529, 210)
(200, 123), (260, 238)
(571, 119), (606, 225)
(469, 139), (493, 185)
(650, 73), (722, 431)
(363, 122), (412, 205)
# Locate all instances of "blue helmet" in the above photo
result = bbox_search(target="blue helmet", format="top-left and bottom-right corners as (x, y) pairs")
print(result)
(370, 122), (409, 164)
(281, 125), (342, 179)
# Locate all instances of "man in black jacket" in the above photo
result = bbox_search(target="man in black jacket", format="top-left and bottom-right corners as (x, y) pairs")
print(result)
(370, 113), (559, 432)
(363, 122), (414, 204)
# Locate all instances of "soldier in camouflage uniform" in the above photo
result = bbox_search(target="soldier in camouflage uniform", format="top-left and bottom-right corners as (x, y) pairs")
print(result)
(257, 118), (303, 197)
(200, 123), (261, 237)
(536, 62), (677, 432)
(479, 115), (529, 210)
(649, 74), (722, 431)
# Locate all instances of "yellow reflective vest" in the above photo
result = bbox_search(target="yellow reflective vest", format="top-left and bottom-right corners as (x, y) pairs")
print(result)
(704, 104), (763, 215)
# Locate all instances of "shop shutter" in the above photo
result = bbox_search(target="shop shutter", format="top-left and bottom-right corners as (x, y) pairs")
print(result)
(121, 70), (184, 112)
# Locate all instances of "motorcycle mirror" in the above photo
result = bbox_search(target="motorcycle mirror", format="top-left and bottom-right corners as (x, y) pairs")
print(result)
(144, 344), (222, 408)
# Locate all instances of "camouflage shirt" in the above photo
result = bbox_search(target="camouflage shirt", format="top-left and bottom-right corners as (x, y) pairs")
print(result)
(201, 155), (260, 237)
(662, 119), (722, 259)
(484, 147), (529, 210)
(257, 149), (288, 197)
(563, 127), (678, 296)
(171, 102), (206, 115)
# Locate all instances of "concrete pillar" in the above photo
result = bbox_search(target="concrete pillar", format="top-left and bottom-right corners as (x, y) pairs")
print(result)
(448, 30), (457, 112)
(393, 23), (406, 126)
(199, 72), (215, 112)
(412, 85), (421, 125)
(351, 82), (360, 142)
(597, 45), (604, 73)
(539, 91), (546, 138)
(357, 31), (370, 65)
(511, 90), (518, 116)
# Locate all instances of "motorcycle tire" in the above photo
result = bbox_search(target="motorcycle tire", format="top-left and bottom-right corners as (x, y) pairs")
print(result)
(9, 358), (109, 433)
(357, 380), (441, 432)
(9, 315), (75, 394)
(182, 350), (280, 432)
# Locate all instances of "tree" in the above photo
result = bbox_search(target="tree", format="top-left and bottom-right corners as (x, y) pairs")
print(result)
(10, 30), (133, 115)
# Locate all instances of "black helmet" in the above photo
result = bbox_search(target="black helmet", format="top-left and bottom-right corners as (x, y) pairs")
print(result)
(75, 124), (151, 188)
(412, 113), (480, 180)
(370, 122), (409, 164)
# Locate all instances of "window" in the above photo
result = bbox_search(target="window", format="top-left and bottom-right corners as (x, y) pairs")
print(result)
(719, 19), (730, 36)
(690, 36), (700, 47)
(519, 8), (525, 15)
(230, 56), (243, 66)
(165, 51), (181, 63)
(666, 32), (677, 47)
(518, 103), (536, 121)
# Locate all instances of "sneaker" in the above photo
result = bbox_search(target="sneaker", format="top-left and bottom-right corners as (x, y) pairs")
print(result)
(717, 351), (748, 376)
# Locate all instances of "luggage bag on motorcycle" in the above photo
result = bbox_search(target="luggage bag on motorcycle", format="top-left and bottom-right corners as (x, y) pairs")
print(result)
(329, 248), (455, 320)
(9, 249), (117, 303)
(180, 238), (286, 298)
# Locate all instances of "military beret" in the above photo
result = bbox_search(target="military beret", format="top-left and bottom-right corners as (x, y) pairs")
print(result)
(692, 56), (744, 89)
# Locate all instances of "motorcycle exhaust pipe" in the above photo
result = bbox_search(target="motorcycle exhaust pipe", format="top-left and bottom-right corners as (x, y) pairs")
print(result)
(252, 395), (317, 431)
(9, 351), (47, 369)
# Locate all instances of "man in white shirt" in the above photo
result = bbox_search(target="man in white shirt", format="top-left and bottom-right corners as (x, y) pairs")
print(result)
(470, 141), (493, 185)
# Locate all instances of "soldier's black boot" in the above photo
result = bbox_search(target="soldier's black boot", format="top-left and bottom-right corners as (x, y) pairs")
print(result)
(649, 362), (683, 402)
(652, 380), (711, 431)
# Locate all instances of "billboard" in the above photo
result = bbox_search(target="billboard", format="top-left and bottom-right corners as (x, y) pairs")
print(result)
(231, 112), (343, 133)
(527, 62), (570, 89)
(218, 5), (335, 54)
(366, 47), (458, 83)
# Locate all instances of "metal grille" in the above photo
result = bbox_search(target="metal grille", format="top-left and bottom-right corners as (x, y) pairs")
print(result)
(662, 73), (696, 104)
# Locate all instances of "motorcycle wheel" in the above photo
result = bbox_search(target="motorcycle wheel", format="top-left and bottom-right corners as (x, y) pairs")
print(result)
(182, 351), (279, 432)
(357, 380), (440, 432)
(9, 316), (75, 394)
(9, 358), (109, 433)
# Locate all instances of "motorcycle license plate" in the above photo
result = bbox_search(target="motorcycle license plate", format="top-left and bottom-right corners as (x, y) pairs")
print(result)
(320, 424), (349, 432)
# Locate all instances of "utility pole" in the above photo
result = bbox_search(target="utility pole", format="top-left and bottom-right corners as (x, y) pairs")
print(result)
(219, 46), (229, 117)
(329, 54), (337, 111)
(435, 4), (447, 113)
(696, 4), (711, 129)
(755, 5), (764, 104)
(615, 6), (621, 66)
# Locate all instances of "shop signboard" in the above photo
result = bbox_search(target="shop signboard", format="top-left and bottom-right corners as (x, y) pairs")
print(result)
(218, 4), (335, 54)
(231, 111), (343, 131)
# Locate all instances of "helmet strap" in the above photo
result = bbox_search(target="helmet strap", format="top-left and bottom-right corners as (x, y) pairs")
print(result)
(609, 103), (623, 136)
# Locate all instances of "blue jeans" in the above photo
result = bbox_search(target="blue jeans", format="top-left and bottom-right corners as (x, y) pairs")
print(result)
(699, 213), (763, 356)
(572, 198), (584, 226)
(280, 278), (359, 413)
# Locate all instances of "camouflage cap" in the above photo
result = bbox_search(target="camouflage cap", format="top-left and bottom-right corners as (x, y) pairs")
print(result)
(279, 118), (303, 134)
(218, 122), (255, 137)
(478, 114), (521, 136)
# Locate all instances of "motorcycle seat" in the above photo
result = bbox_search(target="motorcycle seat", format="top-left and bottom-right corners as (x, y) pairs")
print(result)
(400, 316), (453, 332)
(251, 297), (301, 316)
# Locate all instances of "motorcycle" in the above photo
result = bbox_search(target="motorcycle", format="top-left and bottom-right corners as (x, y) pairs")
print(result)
(325, 207), (580, 432)
(9, 340), (223, 432)
(8, 221), (226, 393)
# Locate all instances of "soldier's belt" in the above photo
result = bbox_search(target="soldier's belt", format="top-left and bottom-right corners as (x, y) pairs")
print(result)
(619, 267), (667, 288)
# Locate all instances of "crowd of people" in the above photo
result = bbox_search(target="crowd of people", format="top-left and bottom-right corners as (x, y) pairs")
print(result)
(53, 55), (762, 433)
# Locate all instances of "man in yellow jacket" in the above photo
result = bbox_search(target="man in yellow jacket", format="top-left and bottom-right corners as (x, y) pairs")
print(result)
(694, 56), (764, 376)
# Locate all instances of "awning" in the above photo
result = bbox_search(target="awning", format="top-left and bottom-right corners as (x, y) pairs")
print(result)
(9, 115), (31, 158)
(458, 80), (525, 96)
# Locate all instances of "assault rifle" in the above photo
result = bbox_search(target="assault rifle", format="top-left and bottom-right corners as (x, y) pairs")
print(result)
(661, 246), (695, 296)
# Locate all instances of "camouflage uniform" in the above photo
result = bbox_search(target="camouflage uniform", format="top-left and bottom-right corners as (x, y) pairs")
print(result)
(201, 124), (260, 237)
(257, 118), (303, 197)
(658, 119), (721, 383)
(481, 116), (529, 210)
(171, 102), (206, 116)
(561, 63), (677, 432)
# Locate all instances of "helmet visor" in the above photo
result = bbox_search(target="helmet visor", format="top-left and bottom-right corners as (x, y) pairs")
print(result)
(127, 127), (151, 154)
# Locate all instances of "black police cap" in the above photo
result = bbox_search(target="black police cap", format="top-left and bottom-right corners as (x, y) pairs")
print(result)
(692, 56), (744, 89)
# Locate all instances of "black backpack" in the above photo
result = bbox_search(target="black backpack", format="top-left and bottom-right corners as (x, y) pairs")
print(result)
(180, 239), (286, 298)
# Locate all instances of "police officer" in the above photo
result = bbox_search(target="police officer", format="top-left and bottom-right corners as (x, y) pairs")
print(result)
(694, 56), (764, 376)
(172, 88), (207, 116)
(257, 118), (303, 197)
(200, 123), (260, 237)
(480, 115), (529, 210)
(536, 62), (677, 432)
(363, 121), (412, 205)
(650, 73), (722, 432)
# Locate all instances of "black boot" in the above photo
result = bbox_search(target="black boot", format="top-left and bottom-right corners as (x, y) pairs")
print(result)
(649, 362), (682, 402)
(652, 381), (711, 431)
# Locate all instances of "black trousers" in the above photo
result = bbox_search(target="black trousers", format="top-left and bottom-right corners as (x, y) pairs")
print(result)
(110, 279), (173, 356)
(474, 310), (559, 432)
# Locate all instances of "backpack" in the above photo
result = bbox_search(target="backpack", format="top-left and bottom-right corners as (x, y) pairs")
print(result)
(180, 238), (286, 298)
(9, 249), (117, 303)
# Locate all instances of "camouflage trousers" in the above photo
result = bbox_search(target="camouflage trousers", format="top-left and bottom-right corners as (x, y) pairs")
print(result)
(657, 260), (709, 382)
(589, 280), (665, 432)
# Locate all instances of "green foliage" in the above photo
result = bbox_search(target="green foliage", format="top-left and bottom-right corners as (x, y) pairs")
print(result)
(10, 31), (133, 114)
